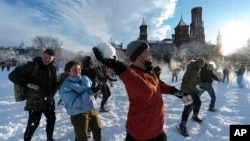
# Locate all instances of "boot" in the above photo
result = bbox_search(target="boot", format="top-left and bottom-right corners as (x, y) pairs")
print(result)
(208, 107), (217, 112)
(178, 121), (189, 136)
(192, 116), (203, 123)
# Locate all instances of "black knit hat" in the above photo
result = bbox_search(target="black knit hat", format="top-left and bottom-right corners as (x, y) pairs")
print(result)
(126, 40), (149, 62)
(195, 57), (205, 65)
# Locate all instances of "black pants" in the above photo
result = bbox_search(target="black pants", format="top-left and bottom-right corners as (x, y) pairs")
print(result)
(100, 83), (111, 109)
(125, 131), (167, 141)
(24, 109), (56, 141)
(181, 94), (201, 123)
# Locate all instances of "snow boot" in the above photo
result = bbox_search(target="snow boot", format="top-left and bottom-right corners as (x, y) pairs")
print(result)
(177, 122), (189, 137)
(192, 116), (203, 123)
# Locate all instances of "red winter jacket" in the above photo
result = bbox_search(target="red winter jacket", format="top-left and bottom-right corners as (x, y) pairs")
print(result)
(120, 65), (171, 140)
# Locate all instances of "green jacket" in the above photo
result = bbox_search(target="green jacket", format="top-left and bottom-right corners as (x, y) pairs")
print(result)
(181, 61), (201, 95)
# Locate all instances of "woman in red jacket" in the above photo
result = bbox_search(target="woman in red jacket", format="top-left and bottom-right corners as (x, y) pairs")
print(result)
(93, 40), (191, 141)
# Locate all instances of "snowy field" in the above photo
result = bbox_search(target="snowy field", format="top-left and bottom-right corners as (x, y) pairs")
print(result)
(1, 65), (250, 141)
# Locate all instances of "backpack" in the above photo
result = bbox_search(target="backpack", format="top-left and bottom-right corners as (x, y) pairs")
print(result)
(13, 63), (38, 102)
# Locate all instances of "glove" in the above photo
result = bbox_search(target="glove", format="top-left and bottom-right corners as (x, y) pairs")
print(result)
(182, 95), (193, 106)
(169, 86), (183, 99)
(93, 47), (127, 75)
(91, 82), (102, 93)
(112, 79), (117, 81)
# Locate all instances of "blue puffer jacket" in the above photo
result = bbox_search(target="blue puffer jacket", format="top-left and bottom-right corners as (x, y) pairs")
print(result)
(59, 75), (96, 116)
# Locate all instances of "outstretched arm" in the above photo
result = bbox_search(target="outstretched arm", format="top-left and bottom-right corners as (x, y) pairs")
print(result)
(93, 47), (127, 75)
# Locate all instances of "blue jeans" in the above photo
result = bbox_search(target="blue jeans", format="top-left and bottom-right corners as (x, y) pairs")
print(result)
(200, 83), (216, 109)
(237, 75), (244, 88)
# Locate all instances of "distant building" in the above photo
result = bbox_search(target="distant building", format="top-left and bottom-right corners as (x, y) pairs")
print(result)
(136, 6), (221, 63)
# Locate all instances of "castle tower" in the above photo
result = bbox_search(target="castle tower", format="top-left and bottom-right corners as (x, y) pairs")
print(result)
(138, 18), (147, 41)
(189, 7), (205, 43)
(172, 16), (189, 47)
(217, 30), (222, 48)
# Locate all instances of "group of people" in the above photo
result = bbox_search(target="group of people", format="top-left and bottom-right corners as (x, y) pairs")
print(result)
(8, 39), (247, 141)
(221, 64), (246, 88)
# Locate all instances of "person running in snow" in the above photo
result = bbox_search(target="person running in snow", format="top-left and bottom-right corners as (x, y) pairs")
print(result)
(93, 40), (192, 141)
(59, 60), (102, 141)
(9, 49), (58, 141)
(200, 63), (220, 112)
(178, 57), (205, 136)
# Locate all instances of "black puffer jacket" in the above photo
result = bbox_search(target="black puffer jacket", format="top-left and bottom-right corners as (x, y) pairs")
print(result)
(200, 63), (220, 83)
(81, 56), (105, 83)
(9, 57), (58, 111)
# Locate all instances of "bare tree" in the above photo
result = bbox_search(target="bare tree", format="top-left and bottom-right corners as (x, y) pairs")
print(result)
(32, 36), (63, 49)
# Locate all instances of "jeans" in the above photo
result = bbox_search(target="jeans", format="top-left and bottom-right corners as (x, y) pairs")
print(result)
(200, 83), (216, 109)
(237, 75), (244, 88)
(222, 74), (229, 83)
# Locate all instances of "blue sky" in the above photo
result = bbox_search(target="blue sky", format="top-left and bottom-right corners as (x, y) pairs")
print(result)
(1, 0), (250, 53)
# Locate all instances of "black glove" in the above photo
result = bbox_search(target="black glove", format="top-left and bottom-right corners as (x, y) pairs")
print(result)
(93, 47), (127, 75)
(91, 82), (102, 93)
(169, 86), (183, 99)
(112, 78), (117, 81)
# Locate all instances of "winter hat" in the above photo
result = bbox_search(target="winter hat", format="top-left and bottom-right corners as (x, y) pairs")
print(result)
(126, 40), (149, 62)
(195, 57), (205, 66)
(82, 56), (93, 68)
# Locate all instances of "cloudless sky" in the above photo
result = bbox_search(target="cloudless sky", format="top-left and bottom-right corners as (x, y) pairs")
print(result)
(0, 0), (250, 53)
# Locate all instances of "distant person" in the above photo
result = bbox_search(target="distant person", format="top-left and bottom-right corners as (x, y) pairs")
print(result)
(178, 57), (205, 137)
(172, 68), (180, 82)
(2, 65), (5, 71)
(7, 64), (11, 71)
(222, 66), (230, 83)
(98, 65), (117, 112)
(59, 60), (102, 141)
(200, 63), (220, 112)
(81, 56), (104, 94)
(236, 64), (245, 88)
(80, 56), (114, 112)
(93, 40), (192, 140)
(9, 49), (58, 141)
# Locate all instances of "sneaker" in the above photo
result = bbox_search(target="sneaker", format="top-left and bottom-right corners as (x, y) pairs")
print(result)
(208, 108), (217, 112)
(192, 116), (203, 123)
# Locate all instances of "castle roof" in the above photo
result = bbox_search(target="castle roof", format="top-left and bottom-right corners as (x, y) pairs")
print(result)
(176, 16), (188, 27)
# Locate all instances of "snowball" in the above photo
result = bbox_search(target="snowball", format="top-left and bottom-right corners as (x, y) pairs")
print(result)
(96, 42), (117, 59)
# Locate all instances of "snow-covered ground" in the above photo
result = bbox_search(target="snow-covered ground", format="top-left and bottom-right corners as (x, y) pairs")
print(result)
(1, 65), (250, 141)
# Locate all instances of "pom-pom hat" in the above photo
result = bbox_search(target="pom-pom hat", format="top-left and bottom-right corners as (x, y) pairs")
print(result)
(126, 40), (149, 62)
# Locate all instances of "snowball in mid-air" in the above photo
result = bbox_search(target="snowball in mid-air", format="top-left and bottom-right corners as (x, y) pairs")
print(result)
(96, 42), (117, 59)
